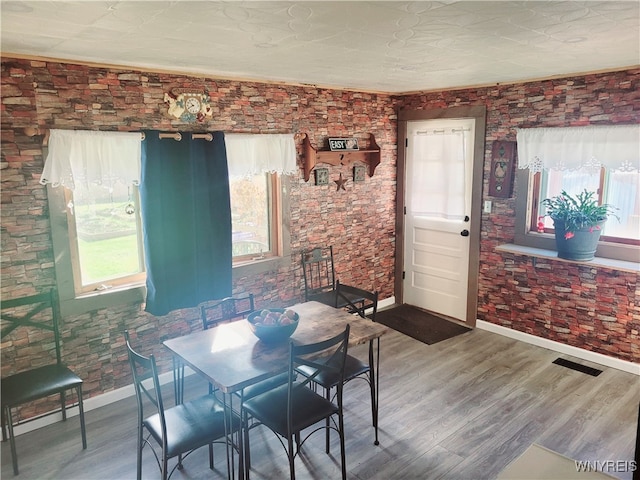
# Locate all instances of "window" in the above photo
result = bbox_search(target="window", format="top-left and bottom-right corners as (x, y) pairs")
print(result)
(64, 182), (145, 293)
(514, 125), (640, 263)
(44, 130), (296, 315)
(49, 172), (290, 315)
(230, 173), (280, 261)
(532, 169), (640, 244)
(225, 133), (296, 270)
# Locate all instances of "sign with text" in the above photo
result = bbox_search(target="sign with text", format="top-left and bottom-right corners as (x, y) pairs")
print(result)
(328, 138), (359, 151)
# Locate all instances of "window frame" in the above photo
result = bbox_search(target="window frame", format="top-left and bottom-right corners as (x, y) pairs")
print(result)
(47, 184), (146, 316)
(62, 185), (147, 294)
(232, 174), (292, 280)
(514, 168), (639, 263)
(231, 172), (281, 264)
(529, 169), (639, 246)
(48, 175), (292, 316)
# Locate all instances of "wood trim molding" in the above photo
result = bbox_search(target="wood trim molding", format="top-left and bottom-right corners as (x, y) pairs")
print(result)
(395, 106), (486, 327)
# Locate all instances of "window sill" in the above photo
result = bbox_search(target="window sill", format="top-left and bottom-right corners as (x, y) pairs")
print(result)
(60, 283), (146, 317)
(232, 255), (292, 279)
(59, 255), (293, 316)
(496, 244), (640, 273)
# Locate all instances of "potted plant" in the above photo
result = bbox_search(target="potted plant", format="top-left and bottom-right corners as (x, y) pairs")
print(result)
(541, 189), (617, 261)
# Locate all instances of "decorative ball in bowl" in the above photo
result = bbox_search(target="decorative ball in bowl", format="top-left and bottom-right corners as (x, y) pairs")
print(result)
(247, 308), (299, 343)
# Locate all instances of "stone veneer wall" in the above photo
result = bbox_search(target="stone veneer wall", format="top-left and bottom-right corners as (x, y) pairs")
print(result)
(397, 68), (640, 363)
(1, 58), (397, 417)
(1, 58), (639, 420)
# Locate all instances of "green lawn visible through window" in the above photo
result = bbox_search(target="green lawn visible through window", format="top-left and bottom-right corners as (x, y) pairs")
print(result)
(77, 235), (141, 286)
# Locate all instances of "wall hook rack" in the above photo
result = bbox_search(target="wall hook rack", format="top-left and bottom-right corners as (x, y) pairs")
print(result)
(301, 133), (380, 182)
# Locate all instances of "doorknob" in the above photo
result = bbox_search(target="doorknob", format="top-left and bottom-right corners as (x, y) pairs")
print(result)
(460, 229), (469, 236)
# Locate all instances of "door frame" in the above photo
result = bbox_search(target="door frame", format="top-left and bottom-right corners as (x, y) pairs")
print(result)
(395, 106), (487, 326)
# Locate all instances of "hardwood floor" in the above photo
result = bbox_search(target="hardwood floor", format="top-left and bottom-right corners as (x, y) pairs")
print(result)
(2, 328), (638, 480)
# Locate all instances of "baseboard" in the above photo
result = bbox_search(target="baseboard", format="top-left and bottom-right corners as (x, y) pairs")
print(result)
(12, 296), (399, 438)
(477, 320), (640, 376)
(378, 296), (395, 310)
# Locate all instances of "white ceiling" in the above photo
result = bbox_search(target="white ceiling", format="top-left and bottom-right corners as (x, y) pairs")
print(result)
(1, 1), (639, 93)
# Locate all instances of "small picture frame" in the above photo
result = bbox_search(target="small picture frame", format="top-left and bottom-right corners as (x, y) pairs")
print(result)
(314, 167), (329, 185)
(353, 165), (366, 183)
(328, 138), (359, 151)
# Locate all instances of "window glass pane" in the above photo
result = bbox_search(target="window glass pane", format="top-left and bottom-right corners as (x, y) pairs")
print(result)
(538, 169), (600, 229)
(230, 174), (270, 257)
(71, 182), (144, 286)
(604, 171), (640, 240)
(537, 169), (639, 241)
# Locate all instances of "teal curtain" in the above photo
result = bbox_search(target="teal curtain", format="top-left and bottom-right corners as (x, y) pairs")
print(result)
(140, 131), (232, 316)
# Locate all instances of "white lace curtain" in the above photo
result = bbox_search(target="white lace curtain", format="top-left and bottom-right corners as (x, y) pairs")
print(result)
(40, 129), (142, 190)
(40, 130), (299, 189)
(224, 133), (297, 177)
(516, 124), (640, 173)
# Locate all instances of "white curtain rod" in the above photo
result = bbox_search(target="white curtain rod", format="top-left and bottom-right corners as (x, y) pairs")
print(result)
(416, 128), (470, 135)
(24, 128), (215, 143)
(155, 132), (213, 141)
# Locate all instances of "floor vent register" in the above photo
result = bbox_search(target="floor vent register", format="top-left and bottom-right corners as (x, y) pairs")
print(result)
(552, 357), (603, 377)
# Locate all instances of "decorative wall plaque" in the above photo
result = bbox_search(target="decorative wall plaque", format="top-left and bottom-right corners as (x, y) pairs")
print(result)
(489, 140), (516, 198)
(314, 167), (329, 185)
(353, 164), (366, 182)
(164, 89), (213, 123)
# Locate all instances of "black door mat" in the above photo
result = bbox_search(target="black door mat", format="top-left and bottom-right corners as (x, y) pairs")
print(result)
(375, 304), (471, 345)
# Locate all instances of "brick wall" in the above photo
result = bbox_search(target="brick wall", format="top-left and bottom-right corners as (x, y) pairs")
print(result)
(397, 69), (640, 364)
(0, 58), (397, 417)
(1, 58), (638, 421)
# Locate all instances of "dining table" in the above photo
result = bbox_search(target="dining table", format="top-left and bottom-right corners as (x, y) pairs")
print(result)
(163, 300), (390, 480)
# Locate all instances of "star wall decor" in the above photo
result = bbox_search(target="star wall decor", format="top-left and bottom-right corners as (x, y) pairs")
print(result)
(334, 173), (347, 191)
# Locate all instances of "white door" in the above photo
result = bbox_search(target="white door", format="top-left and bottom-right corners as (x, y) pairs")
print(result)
(403, 118), (475, 322)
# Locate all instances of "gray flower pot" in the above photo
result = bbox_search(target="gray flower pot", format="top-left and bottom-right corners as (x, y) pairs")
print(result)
(553, 220), (605, 261)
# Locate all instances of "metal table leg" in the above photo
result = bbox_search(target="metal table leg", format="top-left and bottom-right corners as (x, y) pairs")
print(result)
(368, 337), (381, 445)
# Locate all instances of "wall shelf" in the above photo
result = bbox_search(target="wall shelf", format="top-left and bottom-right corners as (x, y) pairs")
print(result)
(301, 133), (380, 182)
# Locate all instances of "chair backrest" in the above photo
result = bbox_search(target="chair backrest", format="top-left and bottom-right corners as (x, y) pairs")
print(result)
(124, 331), (167, 439)
(301, 246), (336, 300)
(201, 294), (255, 330)
(288, 324), (350, 430)
(1, 289), (63, 366)
(336, 281), (378, 321)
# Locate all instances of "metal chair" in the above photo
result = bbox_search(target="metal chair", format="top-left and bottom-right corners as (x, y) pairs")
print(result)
(200, 294), (290, 470)
(242, 325), (350, 480)
(1, 289), (87, 475)
(297, 282), (381, 446)
(301, 246), (365, 309)
(200, 294), (255, 330)
(124, 330), (240, 480)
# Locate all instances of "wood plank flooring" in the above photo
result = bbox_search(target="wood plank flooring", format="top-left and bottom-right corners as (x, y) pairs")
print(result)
(2, 328), (638, 480)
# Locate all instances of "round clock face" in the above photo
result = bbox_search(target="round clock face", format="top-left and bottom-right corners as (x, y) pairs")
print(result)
(185, 96), (201, 114)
